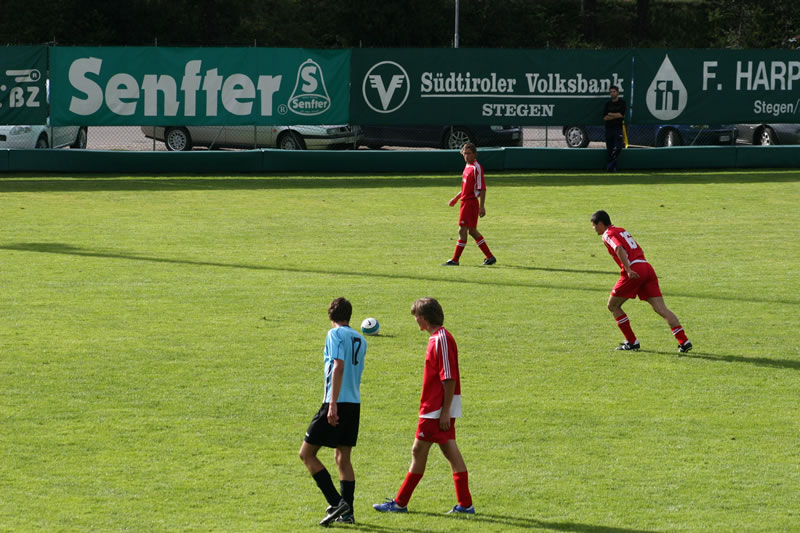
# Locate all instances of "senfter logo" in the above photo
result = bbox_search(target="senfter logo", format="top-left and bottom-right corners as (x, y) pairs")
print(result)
(288, 58), (331, 116)
(646, 55), (687, 120)
(362, 61), (410, 113)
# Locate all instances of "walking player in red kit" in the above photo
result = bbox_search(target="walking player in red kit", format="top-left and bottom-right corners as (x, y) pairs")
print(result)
(590, 210), (693, 354)
(372, 297), (475, 515)
(442, 142), (497, 266)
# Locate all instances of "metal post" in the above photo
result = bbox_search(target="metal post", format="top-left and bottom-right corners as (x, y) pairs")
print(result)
(454, 0), (460, 48)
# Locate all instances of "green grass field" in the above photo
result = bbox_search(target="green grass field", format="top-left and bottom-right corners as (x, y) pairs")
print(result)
(1, 170), (798, 532)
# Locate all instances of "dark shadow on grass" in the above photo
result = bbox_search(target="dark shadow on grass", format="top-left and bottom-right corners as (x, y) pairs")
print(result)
(0, 242), (609, 295)
(2, 242), (798, 306)
(338, 521), (431, 533)
(502, 263), (609, 276)
(644, 349), (800, 371)
(414, 511), (662, 532)
(1, 169), (799, 192)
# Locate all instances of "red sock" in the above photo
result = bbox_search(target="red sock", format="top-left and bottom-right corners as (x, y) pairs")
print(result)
(395, 472), (423, 507)
(453, 471), (472, 508)
(615, 313), (637, 344)
(671, 325), (689, 344)
(452, 240), (467, 262)
(475, 237), (493, 258)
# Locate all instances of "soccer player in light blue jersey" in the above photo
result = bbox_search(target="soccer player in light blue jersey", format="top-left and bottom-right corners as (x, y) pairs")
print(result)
(299, 297), (367, 526)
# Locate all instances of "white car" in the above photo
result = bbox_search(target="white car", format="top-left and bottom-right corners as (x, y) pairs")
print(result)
(141, 125), (360, 151)
(0, 123), (88, 149)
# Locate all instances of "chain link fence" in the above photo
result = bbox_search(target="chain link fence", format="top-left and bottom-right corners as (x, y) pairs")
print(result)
(61, 124), (743, 152)
(80, 125), (584, 151)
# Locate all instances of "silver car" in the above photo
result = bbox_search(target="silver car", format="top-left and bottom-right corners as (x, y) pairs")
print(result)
(0, 123), (87, 149)
(141, 125), (360, 151)
(736, 124), (800, 145)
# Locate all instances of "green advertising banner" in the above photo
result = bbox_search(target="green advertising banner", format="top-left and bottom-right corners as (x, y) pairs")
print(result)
(50, 47), (350, 126)
(0, 46), (48, 125)
(351, 48), (632, 126)
(632, 49), (800, 124)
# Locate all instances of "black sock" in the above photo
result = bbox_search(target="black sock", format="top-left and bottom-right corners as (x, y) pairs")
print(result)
(340, 480), (355, 513)
(312, 468), (341, 507)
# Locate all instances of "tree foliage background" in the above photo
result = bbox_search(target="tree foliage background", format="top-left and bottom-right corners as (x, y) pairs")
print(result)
(1, 0), (798, 49)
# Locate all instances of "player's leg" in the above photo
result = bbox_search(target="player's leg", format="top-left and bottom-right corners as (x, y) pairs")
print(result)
(445, 225), (469, 265)
(607, 294), (639, 349)
(300, 441), (343, 510)
(395, 438), (434, 507)
(334, 446), (355, 523)
(647, 296), (692, 352)
(301, 405), (346, 521)
(468, 226), (495, 264)
(439, 439), (474, 513)
(298, 441), (324, 475)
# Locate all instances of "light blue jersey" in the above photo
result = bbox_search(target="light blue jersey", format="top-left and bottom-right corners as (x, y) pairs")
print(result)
(323, 325), (366, 404)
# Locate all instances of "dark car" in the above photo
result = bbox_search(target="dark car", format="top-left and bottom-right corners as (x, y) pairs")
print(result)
(735, 124), (800, 145)
(562, 124), (737, 148)
(359, 125), (522, 150)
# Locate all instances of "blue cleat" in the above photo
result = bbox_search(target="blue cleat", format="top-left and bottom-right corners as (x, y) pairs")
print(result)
(372, 499), (408, 513)
(447, 504), (476, 514)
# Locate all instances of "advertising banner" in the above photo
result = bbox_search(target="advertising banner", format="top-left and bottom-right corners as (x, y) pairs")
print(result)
(49, 47), (350, 126)
(0, 46), (48, 125)
(351, 48), (633, 126)
(632, 49), (800, 124)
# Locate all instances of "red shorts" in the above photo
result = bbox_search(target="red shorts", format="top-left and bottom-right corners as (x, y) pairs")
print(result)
(416, 417), (456, 444)
(458, 200), (479, 228)
(612, 261), (662, 300)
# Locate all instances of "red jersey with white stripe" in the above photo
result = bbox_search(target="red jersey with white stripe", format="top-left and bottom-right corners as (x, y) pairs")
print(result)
(419, 326), (462, 419)
(602, 225), (647, 272)
(460, 160), (485, 202)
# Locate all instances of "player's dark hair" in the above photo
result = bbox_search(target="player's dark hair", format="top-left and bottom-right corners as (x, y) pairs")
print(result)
(610, 85), (619, 92)
(461, 142), (477, 154)
(411, 297), (444, 327)
(591, 210), (612, 226)
(328, 297), (352, 323)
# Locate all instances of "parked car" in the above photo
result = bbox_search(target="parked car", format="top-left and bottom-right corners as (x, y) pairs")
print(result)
(735, 124), (800, 145)
(562, 124), (737, 148)
(0, 123), (87, 149)
(358, 125), (522, 150)
(141, 125), (360, 151)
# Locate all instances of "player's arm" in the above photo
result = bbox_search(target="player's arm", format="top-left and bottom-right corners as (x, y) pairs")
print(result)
(449, 191), (461, 207)
(327, 358), (344, 426)
(478, 188), (486, 217)
(439, 379), (456, 430)
(614, 246), (639, 279)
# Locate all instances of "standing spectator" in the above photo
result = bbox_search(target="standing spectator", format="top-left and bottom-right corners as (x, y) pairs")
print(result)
(591, 210), (693, 353)
(299, 297), (367, 526)
(443, 142), (497, 266)
(603, 85), (627, 172)
(373, 297), (475, 515)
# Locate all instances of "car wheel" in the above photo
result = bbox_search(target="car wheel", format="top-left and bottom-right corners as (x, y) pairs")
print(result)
(659, 129), (682, 147)
(757, 127), (777, 145)
(164, 127), (192, 151)
(564, 126), (589, 148)
(70, 127), (88, 149)
(35, 134), (49, 149)
(443, 127), (474, 149)
(277, 131), (306, 150)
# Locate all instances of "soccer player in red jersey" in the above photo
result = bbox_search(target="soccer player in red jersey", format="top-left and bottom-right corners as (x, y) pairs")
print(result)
(442, 142), (497, 266)
(372, 297), (475, 515)
(591, 210), (693, 353)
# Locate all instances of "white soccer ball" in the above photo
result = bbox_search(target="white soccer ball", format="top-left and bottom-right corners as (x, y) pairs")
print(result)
(361, 317), (380, 336)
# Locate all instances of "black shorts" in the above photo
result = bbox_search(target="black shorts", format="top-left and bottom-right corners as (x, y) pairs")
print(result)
(304, 403), (361, 448)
